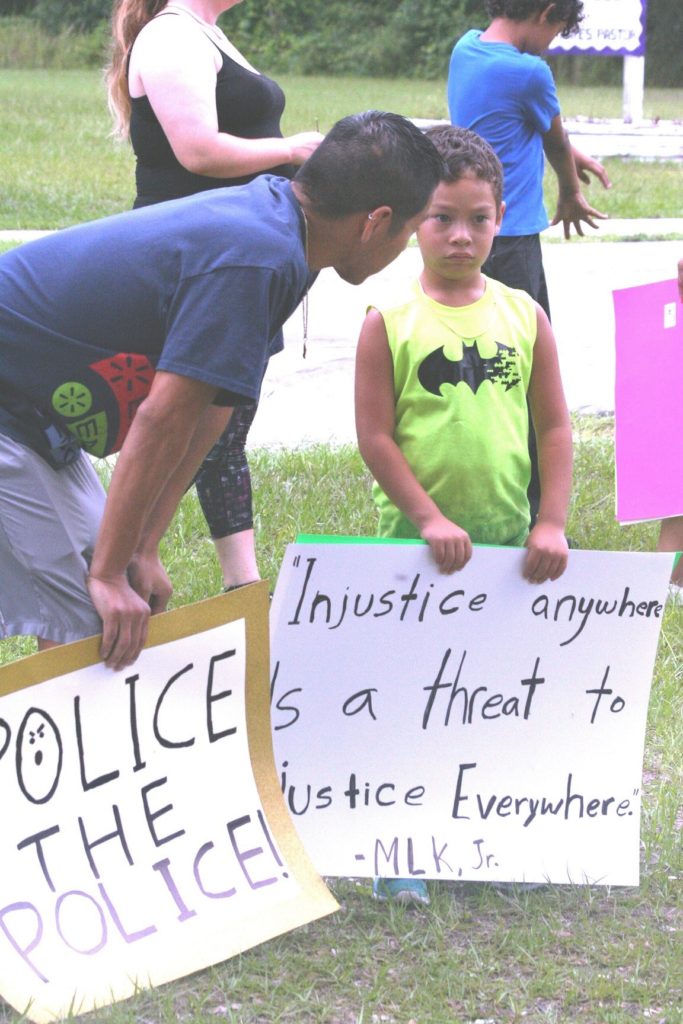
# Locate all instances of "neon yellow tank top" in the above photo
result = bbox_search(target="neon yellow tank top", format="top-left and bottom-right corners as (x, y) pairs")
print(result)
(373, 276), (537, 545)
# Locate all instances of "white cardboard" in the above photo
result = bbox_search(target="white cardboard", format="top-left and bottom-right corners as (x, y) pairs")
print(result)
(271, 543), (670, 887)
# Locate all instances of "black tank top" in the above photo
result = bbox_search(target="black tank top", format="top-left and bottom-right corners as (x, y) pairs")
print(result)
(129, 21), (294, 206)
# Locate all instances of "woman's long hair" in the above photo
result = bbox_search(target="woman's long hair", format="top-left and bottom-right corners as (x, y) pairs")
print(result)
(106, 0), (167, 139)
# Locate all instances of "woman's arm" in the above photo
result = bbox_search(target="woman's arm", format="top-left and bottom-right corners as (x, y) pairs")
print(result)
(524, 305), (573, 583)
(129, 16), (322, 178)
(355, 309), (472, 573)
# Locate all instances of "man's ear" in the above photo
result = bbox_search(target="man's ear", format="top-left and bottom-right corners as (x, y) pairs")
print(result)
(361, 205), (393, 242)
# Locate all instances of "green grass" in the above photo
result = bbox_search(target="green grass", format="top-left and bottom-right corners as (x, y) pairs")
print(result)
(543, 158), (683, 223)
(0, 70), (681, 228)
(0, 63), (681, 1021)
(551, 84), (683, 123)
(1, 423), (681, 1023)
(0, 70), (135, 227)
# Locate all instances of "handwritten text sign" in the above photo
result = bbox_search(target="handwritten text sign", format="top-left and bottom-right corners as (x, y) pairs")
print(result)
(270, 542), (670, 887)
(614, 278), (683, 523)
(0, 586), (336, 1023)
(547, 0), (646, 56)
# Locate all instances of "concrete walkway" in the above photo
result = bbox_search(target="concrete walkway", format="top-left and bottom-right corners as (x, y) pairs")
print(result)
(250, 229), (682, 447)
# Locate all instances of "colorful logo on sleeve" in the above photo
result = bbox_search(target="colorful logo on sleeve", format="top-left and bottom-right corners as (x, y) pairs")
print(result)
(51, 381), (93, 418)
(51, 380), (108, 457)
(50, 354), (155, 457)
(89, 353), (155, 452)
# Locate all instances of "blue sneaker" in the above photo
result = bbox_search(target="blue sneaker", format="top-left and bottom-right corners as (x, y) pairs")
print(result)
(372, 877), (430, 906)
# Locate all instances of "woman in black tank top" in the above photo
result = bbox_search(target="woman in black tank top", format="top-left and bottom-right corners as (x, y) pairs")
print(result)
(107, 0), (323, 593)
(130, 47), (293, 205)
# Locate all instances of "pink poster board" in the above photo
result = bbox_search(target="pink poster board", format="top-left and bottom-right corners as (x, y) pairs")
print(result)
(614, 278), (683, 523)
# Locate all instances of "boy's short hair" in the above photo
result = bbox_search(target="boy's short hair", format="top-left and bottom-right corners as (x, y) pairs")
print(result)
(294, 110), (443, 234)
(485, 0), (584, 36)
(425, 125), (504, 209)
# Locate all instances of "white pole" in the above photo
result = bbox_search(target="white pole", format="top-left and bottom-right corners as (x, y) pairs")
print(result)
(623, 55), (645, 123)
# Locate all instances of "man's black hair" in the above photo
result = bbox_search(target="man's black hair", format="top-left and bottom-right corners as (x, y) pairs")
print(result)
(294, 110), (443, 232)
(485, 0), (584, 36)
(426, 125), (504, 208)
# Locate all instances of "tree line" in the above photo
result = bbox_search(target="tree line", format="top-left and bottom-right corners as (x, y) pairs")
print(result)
(2, 0), (681, 86)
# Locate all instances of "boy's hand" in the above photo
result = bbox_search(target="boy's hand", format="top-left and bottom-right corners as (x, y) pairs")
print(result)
(573, 148), (612, 190)
(551, 190), (608, 239)
(523, 522), (569, 584)
(420, 514), (472, 574)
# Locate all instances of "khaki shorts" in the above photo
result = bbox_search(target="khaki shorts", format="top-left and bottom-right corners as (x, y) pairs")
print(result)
(0, 432), (106, 644)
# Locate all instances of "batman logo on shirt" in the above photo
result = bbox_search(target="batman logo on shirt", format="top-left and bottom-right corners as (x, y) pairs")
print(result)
(418, 341), (521, 396)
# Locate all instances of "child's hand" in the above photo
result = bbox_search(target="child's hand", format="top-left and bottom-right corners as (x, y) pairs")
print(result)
(420, 514), (472, 573)
(573, 149), (612, 190)
(523, 522), (569, 583)
(551, 190), (608, 239)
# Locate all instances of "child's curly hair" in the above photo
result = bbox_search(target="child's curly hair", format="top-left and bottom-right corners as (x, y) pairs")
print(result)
(485, 0), (584, 37)
(425, 125), (504, 209)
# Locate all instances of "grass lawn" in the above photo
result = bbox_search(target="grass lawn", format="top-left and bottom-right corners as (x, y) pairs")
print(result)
(0, 70), (681, 229)
(0, 66), (680, 1024)
(0, 423), (681, 1024)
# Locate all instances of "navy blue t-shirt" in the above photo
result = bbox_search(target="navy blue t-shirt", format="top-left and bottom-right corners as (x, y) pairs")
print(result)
(0, 176), (313, 458)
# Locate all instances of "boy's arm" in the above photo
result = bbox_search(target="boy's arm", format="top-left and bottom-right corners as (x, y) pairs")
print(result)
(525, 306), (573, 583)
(543, 115), (608, 238)
(355, 309), (472, 573)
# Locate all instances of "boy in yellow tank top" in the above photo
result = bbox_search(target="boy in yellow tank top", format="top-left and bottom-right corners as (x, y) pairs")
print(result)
(355, 125), (573, 906)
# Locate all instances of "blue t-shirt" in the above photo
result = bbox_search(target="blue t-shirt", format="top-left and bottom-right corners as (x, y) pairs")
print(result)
(448, 29), (560, 237)
(0, 175), (314, 458)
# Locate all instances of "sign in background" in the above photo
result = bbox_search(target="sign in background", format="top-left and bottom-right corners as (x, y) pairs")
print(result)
(547, 0), (647, 56)
(0, 586), (337, 1023)
(614, 278), (683, 523)
(271, 541), (671, 887)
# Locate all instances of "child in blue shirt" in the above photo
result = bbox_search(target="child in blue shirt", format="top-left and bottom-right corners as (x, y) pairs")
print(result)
(448, 0), (611, 316)
(448, 0), (610, 525)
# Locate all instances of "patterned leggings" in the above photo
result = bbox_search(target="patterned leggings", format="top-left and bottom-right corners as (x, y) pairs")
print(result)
(194, 401), (257, 539)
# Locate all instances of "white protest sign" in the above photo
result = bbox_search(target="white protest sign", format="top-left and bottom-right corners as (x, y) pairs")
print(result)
(270, 542), (671, 887)
(0, 586), (337, 1023)
(547, 0), (646, 56)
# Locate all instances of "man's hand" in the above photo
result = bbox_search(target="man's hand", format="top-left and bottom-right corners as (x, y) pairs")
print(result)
(86, 572), (153, 671)
(128, 550), (173, 615)
(523, 522), (569, 584)
(420, 514), (473, 574)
